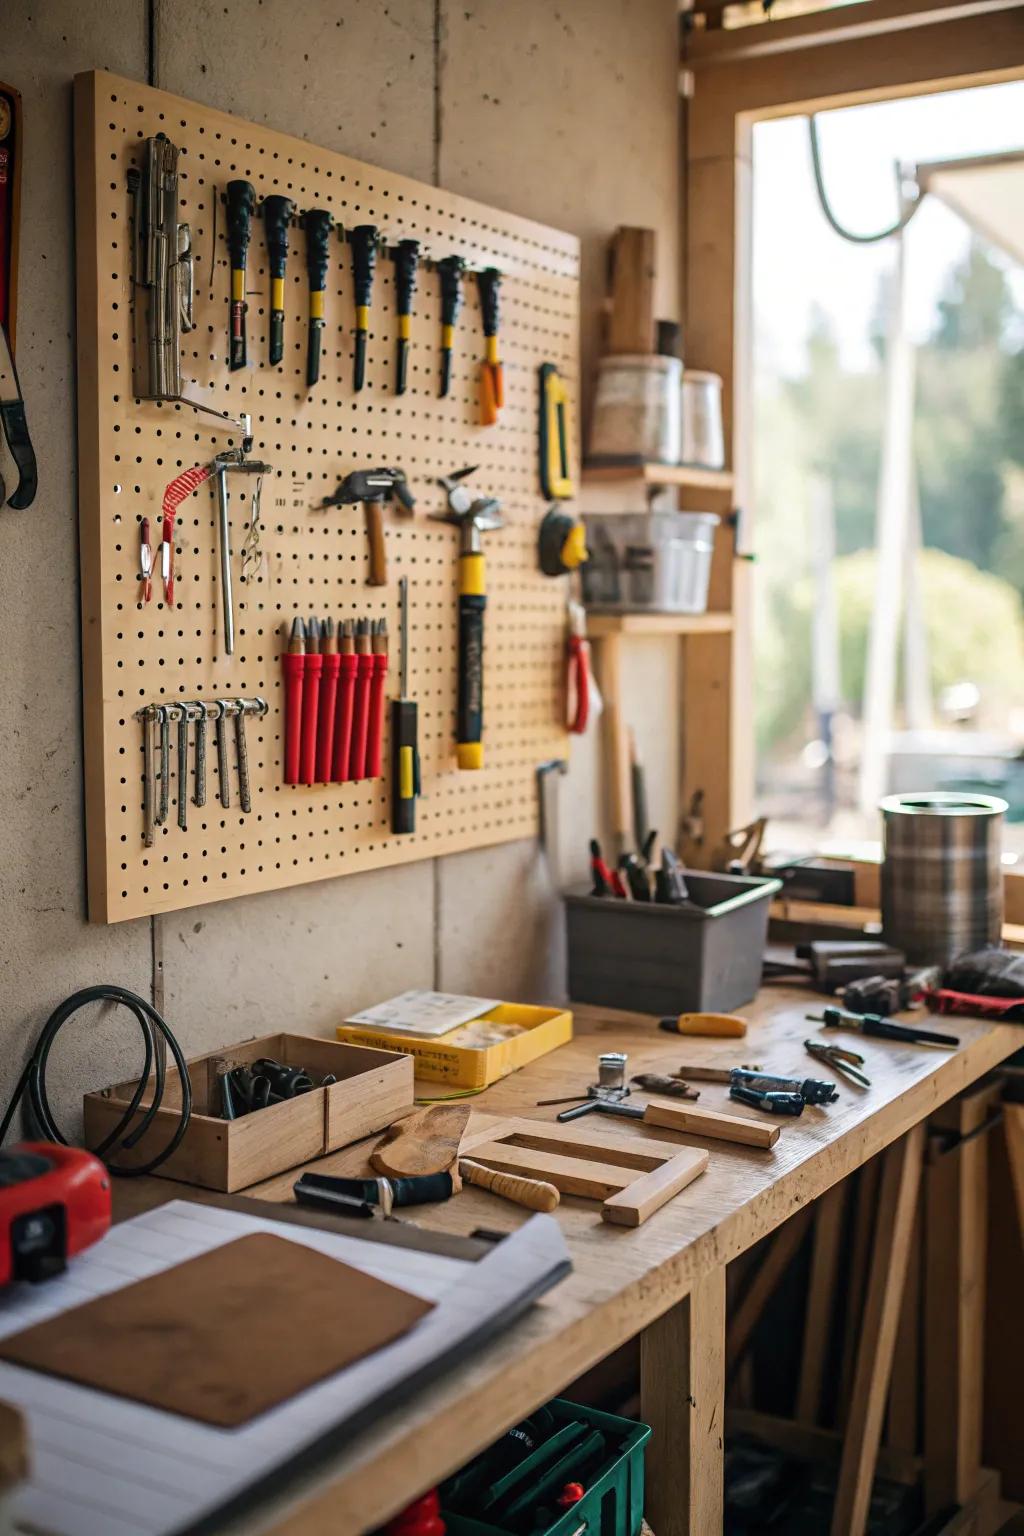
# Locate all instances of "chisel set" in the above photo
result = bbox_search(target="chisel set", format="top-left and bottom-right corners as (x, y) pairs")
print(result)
(282, 617), (388, 788)
(137, 698), (268, 847)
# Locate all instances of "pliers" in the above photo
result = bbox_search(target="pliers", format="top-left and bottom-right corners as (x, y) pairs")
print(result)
(566, 600), (591, 735)
(805, 1037), (871, 1089)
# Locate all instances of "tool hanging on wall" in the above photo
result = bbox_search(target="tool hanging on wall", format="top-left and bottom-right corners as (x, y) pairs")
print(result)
(0, 85), (34, 513)
(282, 617), (306, 786)
(391, 576), (420, 835)
(437, 254), (465, 397)
(349, 618), (374, 780)
(333, 619), (357, 783)
(349, 224), (379, 390)
(0, 84), (20, 343)
(367, 619), (389, 779)
(261, 195), (294, 367)
(565, 601), (592, 735)
(538, 362), (574, 500)
(476, 267), (504, 424)
(392, 238), (420, 395)
(138, 518), (153, 604)
(225, 180), (256, 370)
(303, 208), (334, 387)
(318, 467), (415, 587)
(537, 504), (587, 578)
(127, 135), (195, 402)
(300, 616), (322, 787)
(316, 617), (341, 784)
(137, 697), (267, 843)
(432, 467), (504, 770)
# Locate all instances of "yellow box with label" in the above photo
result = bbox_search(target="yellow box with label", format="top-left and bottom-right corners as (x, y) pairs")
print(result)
(336, 1002), (573, 1089)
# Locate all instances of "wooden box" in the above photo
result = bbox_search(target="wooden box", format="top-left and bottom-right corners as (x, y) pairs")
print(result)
(83, 1032), (413, 1192)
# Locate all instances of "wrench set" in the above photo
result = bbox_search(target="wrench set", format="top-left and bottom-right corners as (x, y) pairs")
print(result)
(137, 698), (268, 848)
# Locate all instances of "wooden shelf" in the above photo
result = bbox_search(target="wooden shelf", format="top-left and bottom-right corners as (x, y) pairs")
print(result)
(582, 460), (734, 492)
(586, 610), (734, 638)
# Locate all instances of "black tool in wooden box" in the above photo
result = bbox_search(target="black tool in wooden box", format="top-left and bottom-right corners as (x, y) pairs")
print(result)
(261, 195), (294, 367)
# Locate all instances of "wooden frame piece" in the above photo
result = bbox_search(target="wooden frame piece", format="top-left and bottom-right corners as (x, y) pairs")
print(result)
(459, 1118), (708, 1227)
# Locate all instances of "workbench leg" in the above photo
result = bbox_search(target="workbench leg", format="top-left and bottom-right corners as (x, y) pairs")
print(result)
(1005, 1103), (1024, 1248)
(831, 1125), (924, 1536)
(924, 1083), (1001, 1519)
(797, 1184), (848, 1426)
(641, 1268), (725, 1536)
(726, 1205), (813, 1378)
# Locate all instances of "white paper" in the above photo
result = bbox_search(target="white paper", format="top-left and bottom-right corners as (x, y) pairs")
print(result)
(344, 989), (501, 1038)
(0, 1200), (570, 1536)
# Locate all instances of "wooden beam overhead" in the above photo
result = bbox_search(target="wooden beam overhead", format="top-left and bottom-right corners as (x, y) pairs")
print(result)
(686, 0), (1024, 65)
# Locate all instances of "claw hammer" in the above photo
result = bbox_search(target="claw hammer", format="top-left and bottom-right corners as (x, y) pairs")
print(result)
(431, 467), (503, 770)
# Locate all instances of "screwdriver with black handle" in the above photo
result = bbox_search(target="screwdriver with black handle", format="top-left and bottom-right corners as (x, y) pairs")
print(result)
(392, 239), (420, 395)
(303, 208), (335, 387)
(262, 195), (294, 367)
(476, 266), (504, 424)
(226, 180), (256, 371)
(391, 576), (420, 834)
(437, 255), (465, 398)
(350, 224), (379, 390)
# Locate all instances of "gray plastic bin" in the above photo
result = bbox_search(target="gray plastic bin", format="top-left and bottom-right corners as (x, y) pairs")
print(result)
(565, 871), (781, 1017)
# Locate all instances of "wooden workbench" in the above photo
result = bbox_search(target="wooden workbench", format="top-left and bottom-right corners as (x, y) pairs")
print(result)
(114, 988), (1020, 1536)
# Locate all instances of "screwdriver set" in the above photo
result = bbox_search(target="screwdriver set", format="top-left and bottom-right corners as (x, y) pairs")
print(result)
(76, 71), (575, 921)
(282, 616), (389, 788)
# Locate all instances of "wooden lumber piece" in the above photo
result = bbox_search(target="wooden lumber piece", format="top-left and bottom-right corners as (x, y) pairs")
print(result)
(370, 1103), (471, 1179)
(602, 1147), (708, 1227)
(642, 1098), (780, 1149)
(606, 226), (657, 354)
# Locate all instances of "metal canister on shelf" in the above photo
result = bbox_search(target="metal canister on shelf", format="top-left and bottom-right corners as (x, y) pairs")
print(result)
(880, 791), (1006, 965)
(588, 354), (682, 464)
(681, 369), (724, 469)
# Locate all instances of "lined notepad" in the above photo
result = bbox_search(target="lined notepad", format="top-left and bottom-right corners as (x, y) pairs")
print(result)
(0, 1200), (571, 1536)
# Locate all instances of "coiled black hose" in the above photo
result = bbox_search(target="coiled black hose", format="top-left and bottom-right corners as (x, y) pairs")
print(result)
(0, 986), (192, 1177)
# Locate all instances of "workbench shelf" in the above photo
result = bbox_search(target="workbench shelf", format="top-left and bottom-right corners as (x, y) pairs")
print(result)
(586, 611), (733, 638)
(581, 460), (734, 492)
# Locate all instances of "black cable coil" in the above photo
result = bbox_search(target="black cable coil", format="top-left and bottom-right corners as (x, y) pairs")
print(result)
(0, 985), (192, 1177)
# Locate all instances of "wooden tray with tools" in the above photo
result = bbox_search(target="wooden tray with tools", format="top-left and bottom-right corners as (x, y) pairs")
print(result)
(84, 1031), (413, 1192)
(459, 1118), (709, 1227)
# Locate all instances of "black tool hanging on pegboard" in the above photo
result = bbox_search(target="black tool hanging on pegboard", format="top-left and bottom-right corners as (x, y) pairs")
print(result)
(0, 82), (37, 512)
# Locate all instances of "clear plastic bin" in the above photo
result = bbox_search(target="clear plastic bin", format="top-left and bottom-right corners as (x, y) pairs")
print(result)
(582, 510), (720, 613)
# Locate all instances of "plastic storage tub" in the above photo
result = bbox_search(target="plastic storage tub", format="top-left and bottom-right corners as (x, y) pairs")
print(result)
(582, 510), (720, 613)
(565, 871), (782, 1016)
(443, 1398), (651, 1536)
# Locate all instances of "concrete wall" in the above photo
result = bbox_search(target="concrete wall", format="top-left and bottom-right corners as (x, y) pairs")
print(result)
(0, 0), (682, 1131)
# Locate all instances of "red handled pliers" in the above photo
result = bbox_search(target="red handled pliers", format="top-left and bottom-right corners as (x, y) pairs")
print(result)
(567, 600), (591, 735)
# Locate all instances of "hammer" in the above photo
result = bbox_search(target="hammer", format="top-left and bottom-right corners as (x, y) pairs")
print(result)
(431, 467), (504, 770)
(319, 467), (415, 586)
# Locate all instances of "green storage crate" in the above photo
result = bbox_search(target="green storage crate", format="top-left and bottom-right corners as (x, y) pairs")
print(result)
(442, 1399), (651, 1536)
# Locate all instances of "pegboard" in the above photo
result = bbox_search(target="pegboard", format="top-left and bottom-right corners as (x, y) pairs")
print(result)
(74, 70), (577, 924)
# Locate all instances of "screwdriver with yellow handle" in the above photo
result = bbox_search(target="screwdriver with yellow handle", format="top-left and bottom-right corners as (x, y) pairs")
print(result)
(658, 1012), (748, 1038)
(391, 577), (420, 834)
(476, 266), (504, 425)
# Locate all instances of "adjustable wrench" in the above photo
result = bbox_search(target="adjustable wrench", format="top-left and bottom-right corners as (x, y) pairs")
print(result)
(233, 697), (267, 813)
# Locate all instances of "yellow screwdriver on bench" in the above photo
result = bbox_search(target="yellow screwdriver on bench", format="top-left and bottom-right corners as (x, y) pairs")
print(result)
(658, 1011), (748, 1038)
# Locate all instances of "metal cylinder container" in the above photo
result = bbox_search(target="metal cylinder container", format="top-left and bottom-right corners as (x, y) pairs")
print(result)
(880, 791), (1006, 965)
